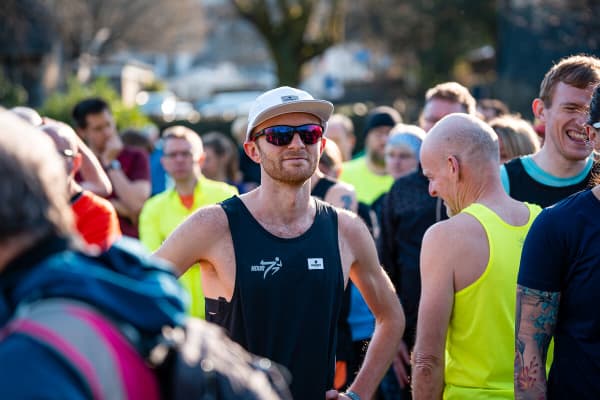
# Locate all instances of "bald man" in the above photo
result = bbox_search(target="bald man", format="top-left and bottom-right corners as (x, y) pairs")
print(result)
(41, 123), (121, 251)
(412, 114), (541, 399)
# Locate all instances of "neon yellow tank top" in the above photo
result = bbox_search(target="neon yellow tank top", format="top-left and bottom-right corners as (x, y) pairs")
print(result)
(444, 202), (541, 399)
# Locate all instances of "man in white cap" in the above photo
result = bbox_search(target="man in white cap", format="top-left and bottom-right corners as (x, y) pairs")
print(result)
(155, 86), (404, 400)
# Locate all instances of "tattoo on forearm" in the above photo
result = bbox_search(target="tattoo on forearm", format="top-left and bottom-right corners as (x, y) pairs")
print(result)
(514, 285), (560, 399)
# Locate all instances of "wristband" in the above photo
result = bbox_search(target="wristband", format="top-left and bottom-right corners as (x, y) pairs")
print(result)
(343, 391), (361, 400)
(105, 159), (121, 171)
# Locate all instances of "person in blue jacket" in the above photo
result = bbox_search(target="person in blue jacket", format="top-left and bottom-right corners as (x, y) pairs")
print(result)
(0, 110), (188, 399)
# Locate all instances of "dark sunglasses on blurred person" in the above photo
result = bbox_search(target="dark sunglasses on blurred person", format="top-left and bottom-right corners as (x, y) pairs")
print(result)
(251, 124), (324, 146)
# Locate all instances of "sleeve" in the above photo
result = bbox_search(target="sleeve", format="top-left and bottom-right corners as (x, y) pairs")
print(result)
(0, 336), (89, 399)
(84, 203), (121, 250)
(126, 150), (150, 182)
(138, 200), (163, 252)
(517, 208), (566, 292)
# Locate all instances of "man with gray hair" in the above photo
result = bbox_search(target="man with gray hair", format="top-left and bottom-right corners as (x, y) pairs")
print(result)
(412, 113), (541, 399)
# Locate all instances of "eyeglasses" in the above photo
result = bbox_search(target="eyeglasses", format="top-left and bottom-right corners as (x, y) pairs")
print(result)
(251, 124), (324, 146)
(60, 149), (75, 159)
(163, 150), (193, 159)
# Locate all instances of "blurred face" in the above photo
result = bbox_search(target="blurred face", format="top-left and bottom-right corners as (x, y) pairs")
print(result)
(80, 110), (116, 153)
(202, 146), (224, 181)
(420, 99), (465, 132)
(385, 145), (418, 179)
(247, 112), (324, 186)
(538, 82), (594, 162)
(420, 143), (459, 216)
(325, 122), (354, 161)
(366, 126), (392, 165)
(161, 137), (197, 182)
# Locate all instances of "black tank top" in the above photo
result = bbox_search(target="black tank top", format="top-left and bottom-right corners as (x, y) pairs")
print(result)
(505, 158), (596, 208)
(312, 176), (337, 199)
(207, 196), (344, 399)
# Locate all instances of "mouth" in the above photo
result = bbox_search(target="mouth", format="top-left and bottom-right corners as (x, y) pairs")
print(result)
(566, 129), (589, 143)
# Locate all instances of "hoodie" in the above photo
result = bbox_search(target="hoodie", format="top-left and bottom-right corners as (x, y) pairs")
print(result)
(0, 235), (188, 399)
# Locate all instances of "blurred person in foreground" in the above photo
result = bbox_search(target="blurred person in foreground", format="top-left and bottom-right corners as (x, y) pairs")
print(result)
(0, 109), (186, 398)
(376, 82), (476, 399)
(154, 86), (405, 400)
(139, 126), (237, 318)
(412, 113), (541, 399)
(489, 115), (541, 164)
(41, 123), (121, 251)
(514, 84), (600, 400)
(73, 98), (150, 237)
(501, 54), (600, 208)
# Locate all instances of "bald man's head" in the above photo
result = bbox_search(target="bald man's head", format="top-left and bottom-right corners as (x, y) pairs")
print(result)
(421, 113), (499, 168)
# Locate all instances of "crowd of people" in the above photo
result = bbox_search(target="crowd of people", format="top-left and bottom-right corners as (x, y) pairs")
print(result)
(0, 53), (599, 399)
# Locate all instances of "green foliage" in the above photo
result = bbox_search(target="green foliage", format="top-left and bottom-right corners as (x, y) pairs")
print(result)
(142, 80), (166, 92)
(40, 77), (150, 129)
(0, 71), (28, 107)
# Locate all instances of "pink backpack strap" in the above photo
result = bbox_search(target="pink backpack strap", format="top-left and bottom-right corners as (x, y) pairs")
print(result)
(2, 298), (159, 400)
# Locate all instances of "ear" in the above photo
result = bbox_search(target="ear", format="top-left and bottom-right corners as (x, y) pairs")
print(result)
(586, 125), (597, 144)
(243, 141), (261, 164)
(532, 98), (546, 122)
(72, 153), (83, 174)
(319, 137), (327, 156)
(197, 152), (206, 168)
(447, 155), (460, 180)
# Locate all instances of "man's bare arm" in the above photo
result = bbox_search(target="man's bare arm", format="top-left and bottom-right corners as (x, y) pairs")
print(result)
(412, 224), (455, 400)
(514, 285), (560, 400)
(154, 205), (225, 276)
(341, 213), (405, 399)
(75, 133), (112, 196)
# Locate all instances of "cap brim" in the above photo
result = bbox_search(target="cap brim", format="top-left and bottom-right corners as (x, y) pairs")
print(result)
(246, 100), (334, 140)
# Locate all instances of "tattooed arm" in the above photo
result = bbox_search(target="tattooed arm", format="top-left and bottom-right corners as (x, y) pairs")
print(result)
(514, 284), (560, 400)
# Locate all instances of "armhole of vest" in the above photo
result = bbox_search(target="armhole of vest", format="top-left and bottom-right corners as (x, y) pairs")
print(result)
(455, 205), (494, 296)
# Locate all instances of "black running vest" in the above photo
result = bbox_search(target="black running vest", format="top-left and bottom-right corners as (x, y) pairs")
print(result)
(505, 158), (596, 208)
(206, 196), (344, 400)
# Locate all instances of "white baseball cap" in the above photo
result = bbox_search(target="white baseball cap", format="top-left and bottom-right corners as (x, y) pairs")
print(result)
(245, 86), (334, 141)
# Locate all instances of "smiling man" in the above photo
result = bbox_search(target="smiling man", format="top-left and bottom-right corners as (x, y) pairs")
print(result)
(154, 86), (404, 400)
(412, 114), (541, 399)
(501, 55), (600, 208)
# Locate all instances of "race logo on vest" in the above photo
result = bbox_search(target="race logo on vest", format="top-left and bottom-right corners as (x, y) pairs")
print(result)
(250, 257), (283, 279)
(307, 258), (324, 270)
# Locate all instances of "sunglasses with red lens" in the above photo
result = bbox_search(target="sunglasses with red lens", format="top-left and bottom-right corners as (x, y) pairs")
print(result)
(252, 124), (324, 146)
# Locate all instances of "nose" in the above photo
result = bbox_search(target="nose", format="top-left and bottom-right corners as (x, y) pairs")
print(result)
(288, 132), (306, 148)
(428, 181), (437, 197)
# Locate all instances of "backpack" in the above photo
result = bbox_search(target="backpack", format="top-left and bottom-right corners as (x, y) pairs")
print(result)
(1, 298), (291, 400)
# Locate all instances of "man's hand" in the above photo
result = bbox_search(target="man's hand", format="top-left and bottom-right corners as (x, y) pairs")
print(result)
(325, 389), (352, 399)
(393, 340), (411, 388)
(101, 135), (123, 165)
